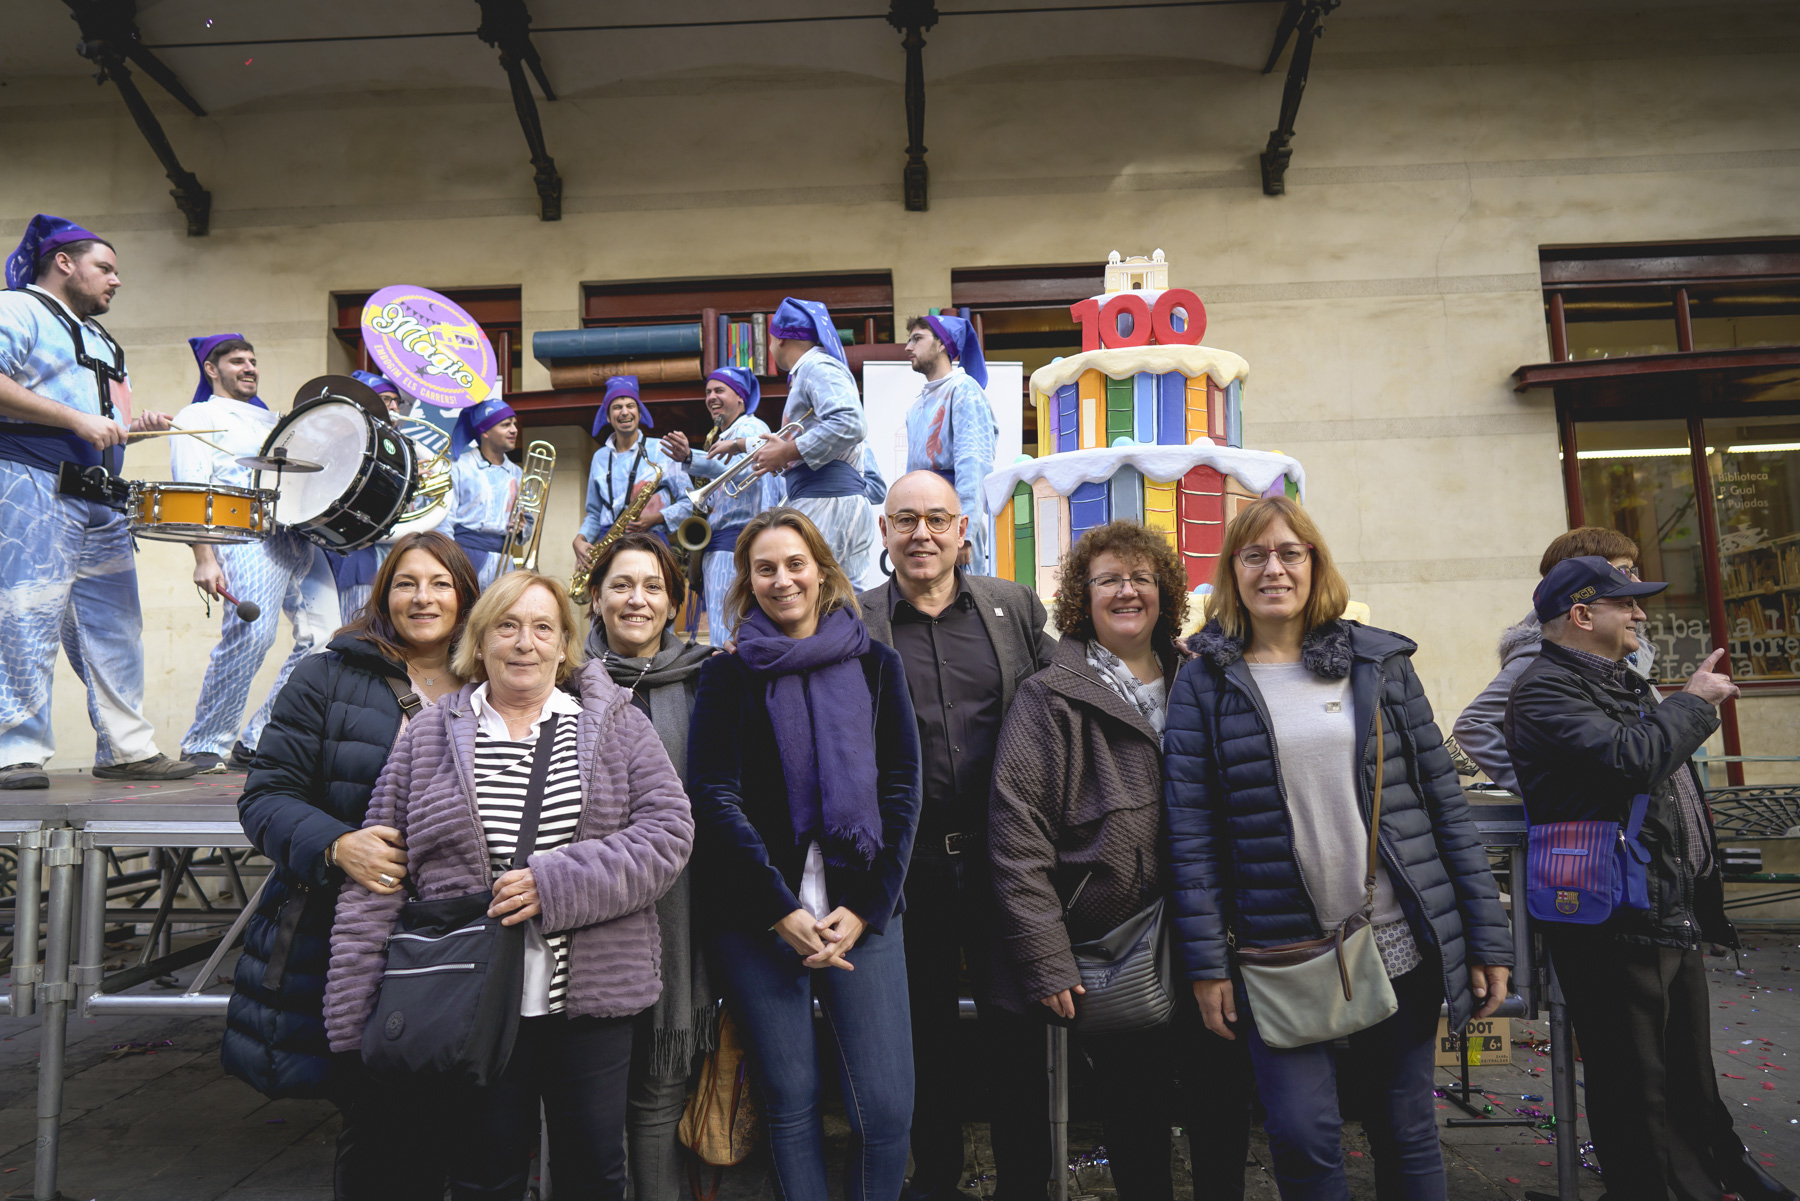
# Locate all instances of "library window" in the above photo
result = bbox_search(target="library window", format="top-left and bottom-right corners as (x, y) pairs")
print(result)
(1521, 236), (1800, 700)
(950, 264), (1105, 456)
(570, 272), (895, 435)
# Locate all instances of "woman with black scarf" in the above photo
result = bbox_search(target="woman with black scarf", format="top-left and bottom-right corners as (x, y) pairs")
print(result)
(582, 532), (717, 1201)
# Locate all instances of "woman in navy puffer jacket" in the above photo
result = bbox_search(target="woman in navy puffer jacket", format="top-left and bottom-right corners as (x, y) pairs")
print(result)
(225, 531), (480, 1200)
(1164, 498), (1512, 1201)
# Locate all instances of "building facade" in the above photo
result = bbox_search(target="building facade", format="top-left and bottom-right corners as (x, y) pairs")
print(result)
(3, 0), (1795, 769)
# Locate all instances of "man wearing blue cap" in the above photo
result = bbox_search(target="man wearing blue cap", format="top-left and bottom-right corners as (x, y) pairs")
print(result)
(449, 397), (524, 588)
(174, 335), (342, 771)
(747, 297), (879, 582)
(0, 214), (193, 787)
(572, 375), (687, 573)
(658, 366), (786, 644)
(904, 315), (998, 576)
(1505, 557), (1794, 1201)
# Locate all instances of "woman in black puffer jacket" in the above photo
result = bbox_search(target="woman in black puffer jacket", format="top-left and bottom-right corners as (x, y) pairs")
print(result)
(1163, 498), (1512, 1201)
(223, 530), (479, 1200)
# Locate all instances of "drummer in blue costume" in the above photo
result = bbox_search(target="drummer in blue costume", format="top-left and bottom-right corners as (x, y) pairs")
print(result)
(330, 370), (413, 617)
(572, 374), (687, 566)
(174, 334), (342, 772)
(904, 314), (998, 575)
(746, 297), (878, 582)
(0, 214), (194, 788)
(658, 365), (786, 645)
(448, 396), (522, 589)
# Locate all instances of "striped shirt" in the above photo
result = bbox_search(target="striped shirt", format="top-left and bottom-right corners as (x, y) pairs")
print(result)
(472, 688), (585, 1013)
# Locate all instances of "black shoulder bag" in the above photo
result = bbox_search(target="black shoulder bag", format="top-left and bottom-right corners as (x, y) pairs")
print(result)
(361, 714), (558, 1087)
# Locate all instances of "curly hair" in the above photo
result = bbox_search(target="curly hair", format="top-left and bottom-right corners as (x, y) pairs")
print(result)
(1052, 521), (1188, 646)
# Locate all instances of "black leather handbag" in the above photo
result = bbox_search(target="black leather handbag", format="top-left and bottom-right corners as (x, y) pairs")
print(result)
(1065, 875), (1177, 1034)
(361, 715), (558, 1087)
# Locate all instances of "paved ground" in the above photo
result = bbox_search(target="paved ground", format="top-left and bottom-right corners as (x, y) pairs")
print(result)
(4, 936), (1800, 1200)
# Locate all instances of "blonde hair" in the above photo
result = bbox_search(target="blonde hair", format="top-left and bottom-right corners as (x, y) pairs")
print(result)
(722, 507), (861, 635)
(451, 570), (586, 685)
(1204, 496), (1350, 641)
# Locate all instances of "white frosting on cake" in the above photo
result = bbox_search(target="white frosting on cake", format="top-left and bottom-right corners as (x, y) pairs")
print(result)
(982, 442), (1305, 518)
(1029, 344), (1250, 398)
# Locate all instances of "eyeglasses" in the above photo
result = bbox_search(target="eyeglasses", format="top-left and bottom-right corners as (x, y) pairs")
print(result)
(1086, 572), (1158, 594)
(1235, 543), (1313, 569)
(887, 510), (958, 534)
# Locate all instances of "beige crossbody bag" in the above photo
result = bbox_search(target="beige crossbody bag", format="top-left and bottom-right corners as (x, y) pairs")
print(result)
(1233, 702), (1400, 1049)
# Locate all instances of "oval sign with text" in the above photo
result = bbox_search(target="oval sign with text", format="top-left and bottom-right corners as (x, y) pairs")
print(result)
(360, 285), (497, 410)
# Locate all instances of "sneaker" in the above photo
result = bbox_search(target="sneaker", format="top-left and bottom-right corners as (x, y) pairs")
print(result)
(1, 763), (49, 790)
(227, 742), (256, 771)
(186, 752), (226, 774)
(92, 753), (200, 781)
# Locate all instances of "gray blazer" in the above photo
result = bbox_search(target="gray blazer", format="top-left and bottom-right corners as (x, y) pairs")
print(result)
(858, 574), (1056, 717)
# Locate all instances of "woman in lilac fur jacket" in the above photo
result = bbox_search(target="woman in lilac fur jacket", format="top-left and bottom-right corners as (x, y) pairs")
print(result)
(323, 570), (693, 1200)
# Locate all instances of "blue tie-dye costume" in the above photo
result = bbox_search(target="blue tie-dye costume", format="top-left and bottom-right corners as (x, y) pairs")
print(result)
(0, 286), (164, 769)
(903, 368), (997, 576)
(660, 412), (787, 646)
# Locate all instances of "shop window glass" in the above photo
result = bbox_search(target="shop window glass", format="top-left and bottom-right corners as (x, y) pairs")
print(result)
(1562, 289), (1678, 360)
(1689, 283), (1800, 353)
(1708, 416), (1800, 680)
(1576, 420), (1711, 682)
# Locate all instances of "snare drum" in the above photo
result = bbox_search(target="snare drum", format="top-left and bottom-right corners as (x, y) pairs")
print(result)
(257, 396), (418, 551)
(128, 481), (276, 544)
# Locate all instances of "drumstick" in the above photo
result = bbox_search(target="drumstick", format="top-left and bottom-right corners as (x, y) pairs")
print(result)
(132, 428), (226, 436)
(215, 586), (261, 622)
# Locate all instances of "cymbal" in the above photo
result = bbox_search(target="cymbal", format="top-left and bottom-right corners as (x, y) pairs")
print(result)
(236, 447), (324, 473)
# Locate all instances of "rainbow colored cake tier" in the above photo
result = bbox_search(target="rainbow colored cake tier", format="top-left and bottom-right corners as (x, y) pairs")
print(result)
(983, 251), (1305, 598)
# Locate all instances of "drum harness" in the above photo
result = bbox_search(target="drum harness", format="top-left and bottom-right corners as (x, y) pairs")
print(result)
(5, 287), (131, 508)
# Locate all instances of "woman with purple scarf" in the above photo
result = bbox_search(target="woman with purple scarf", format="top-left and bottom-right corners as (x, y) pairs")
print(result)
(687, 507), (922, 1201)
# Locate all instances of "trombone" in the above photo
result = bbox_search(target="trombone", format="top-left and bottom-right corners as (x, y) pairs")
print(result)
(673, 419), (804, 554)
(501, 440), (557, 570)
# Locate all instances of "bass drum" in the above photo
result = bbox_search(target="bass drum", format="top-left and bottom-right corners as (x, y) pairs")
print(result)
(256, 396), (417, 551)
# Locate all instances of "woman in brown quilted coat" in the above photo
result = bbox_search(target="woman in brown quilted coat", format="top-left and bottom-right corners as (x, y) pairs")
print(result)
(988, 521), (1253, 1201)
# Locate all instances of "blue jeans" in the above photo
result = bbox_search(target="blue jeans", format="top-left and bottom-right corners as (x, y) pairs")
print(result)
(710, 917), (914, 1201)
(1245, 963), (1445, 1201)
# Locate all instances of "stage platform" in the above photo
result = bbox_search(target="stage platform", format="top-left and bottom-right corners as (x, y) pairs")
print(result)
(0, 767), (252, 825)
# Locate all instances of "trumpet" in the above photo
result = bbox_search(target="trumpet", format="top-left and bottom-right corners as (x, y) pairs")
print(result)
(570, 463), (663, 602)
(673, 419), (805, 554)
(501, 440), (556, 571)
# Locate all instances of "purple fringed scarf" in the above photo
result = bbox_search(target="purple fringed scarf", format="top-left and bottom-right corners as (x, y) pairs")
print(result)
(735, 605), (881, 871)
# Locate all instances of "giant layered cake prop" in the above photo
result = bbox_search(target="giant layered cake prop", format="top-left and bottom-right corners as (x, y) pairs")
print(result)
(984, 251), (1306, 600)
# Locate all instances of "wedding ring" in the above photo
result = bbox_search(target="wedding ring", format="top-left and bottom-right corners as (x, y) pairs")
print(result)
(377, 873), (397, 888)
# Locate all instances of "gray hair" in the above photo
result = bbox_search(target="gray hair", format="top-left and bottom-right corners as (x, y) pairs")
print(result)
(1541, 614), (1572, 642)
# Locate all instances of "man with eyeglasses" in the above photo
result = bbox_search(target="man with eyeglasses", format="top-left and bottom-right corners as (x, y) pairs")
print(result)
(858, 470), (1053, 1201)
(1506, 557), (1795, 1201)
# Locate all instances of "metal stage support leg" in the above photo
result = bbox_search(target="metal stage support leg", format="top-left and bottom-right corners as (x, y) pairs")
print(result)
(73, 843), (109, 1017)
(1049, 1024), (1069, 1201)
(1525, 958), (1580, 1201)
(34, 827), (79, 1201)
(9, 832), (44, 1018)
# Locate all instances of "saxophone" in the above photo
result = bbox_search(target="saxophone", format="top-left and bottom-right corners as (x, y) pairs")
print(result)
(570, 463), (663, 602)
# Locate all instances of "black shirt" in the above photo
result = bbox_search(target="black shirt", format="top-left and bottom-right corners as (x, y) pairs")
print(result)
(889, 574), (1004, 850)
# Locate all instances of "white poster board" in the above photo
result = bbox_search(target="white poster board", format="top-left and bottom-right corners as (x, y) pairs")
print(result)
(861, 360), (1025, 568)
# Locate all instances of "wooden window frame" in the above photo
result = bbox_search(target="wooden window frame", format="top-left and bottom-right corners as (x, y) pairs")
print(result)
(1517, 237), (1800, 782)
